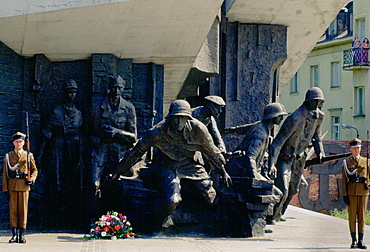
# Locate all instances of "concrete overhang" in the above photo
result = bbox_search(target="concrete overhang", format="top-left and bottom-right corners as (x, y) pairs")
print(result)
(0, 0), (349, 102)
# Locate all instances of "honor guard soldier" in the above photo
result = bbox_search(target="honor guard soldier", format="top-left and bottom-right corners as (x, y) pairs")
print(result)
(2, 132), (38, 243)
(342, 138), (369, 249)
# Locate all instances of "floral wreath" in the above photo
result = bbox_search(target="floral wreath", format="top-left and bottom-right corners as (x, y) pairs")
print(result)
(82, 211), (141, 240)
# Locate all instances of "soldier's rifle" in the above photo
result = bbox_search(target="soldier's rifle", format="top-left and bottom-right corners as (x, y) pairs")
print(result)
(305, 152), (351, 168)
(25, 112), (31, 182)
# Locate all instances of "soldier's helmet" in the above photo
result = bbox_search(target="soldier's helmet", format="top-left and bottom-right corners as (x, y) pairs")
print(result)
(305, 87), (324, 101)
(64, 79), (78, 89)
(262, 103), (287, 120)
(108, 75), (125, 89)
(204, 95), (226, 106)
(166, 100), (193, 119)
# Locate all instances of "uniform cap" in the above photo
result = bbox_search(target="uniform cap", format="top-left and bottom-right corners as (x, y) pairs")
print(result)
(12, 132), (26, 141)
(204, 96), (226, 106)
(64, 79), (78, 89)
(349, 138), (362, 147)
(166, 100), (193, 119)
(262, 103), (287, 120)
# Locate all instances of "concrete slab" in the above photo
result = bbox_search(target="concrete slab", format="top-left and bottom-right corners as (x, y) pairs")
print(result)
(0, 206), (368, 252)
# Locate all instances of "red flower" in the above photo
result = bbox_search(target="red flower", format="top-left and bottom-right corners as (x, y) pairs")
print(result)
(104, 227), (109, 232)
(126, 232), (130, 238)
(96, 227), (101, 231)
(115, 225), (121, 230)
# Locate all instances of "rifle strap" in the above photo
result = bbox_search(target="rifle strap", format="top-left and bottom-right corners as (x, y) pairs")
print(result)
(343, 159), (357, 182)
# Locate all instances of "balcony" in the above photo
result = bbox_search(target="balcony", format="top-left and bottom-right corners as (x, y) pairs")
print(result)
(343, 48), (370, 70)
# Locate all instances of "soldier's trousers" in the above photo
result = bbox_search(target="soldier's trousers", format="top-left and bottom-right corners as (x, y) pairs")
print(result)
(9, 190), (29, 229)
(156, 158), (216, 218)
(273, 159), (292, 220)
(348, 194), (368, 233)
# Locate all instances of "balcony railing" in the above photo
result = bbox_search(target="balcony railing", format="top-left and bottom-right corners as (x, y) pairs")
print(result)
(343, 48), (370, 69)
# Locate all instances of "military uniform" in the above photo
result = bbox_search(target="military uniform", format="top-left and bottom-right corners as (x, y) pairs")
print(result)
(2, 132), (38, 243)
(342, 138), (369, 249)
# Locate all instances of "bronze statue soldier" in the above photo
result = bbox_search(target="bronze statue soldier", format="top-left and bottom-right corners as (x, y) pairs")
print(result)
(269, 87), (325, 221)
(342, 138), (369, 249)
(3, 132), (38, 243)
(112, 100), (232, 226)
(90, 75), (137, 191)
(192, 95), (226, 153)
(39, 79), (84, 228)
(40, 79), (83, 191)
(225, 103), (287, 180)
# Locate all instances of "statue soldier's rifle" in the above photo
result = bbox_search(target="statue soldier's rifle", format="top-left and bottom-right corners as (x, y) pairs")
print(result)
(223, 150), (246, 160)
(99, 150), (245, 191)
(305, 152), (351, 168)
(25, 112), (31, 182)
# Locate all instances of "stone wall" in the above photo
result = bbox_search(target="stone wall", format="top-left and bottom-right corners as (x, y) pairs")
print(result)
(210, 21), (287, 151)
(0, 42), (25, 228)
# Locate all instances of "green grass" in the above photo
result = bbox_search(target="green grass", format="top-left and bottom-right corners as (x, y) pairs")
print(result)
(329, 208), (370, 225)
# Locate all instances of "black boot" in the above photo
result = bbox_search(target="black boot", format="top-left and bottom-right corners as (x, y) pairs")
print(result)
(18, 228), (26, 244)
(350, 232), (357, 248)
(358, 233), (367, 249)
(8, 228), (17, 243)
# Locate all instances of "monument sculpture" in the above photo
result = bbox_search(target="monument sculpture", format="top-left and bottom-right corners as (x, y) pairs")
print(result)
(89, 75), (137, 192)
(191, 95), (227, 153)
(110, 100), (232, 227)
(88, 75), (137, 218)
(223, 103), (286, 227)
(268, 87), (325, 221)
(38, 79), (84, 227)
(225, 103), (287, 180)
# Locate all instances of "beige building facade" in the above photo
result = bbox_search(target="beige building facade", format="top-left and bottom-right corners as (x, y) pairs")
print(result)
(280, 0), (370, 141)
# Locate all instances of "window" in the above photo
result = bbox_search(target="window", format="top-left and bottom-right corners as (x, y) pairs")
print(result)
(310, 65), (319, 87)
(291, 72), (299, 93)
(331, 116), (340, 140)
(328, 19), (337, 39)
(357, 18), (366, 41)
(355, 87), (365, 115)
(331, 62), (340, 87)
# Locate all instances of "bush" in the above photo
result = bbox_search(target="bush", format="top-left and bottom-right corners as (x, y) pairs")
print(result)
(329, 208), (370, 225)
